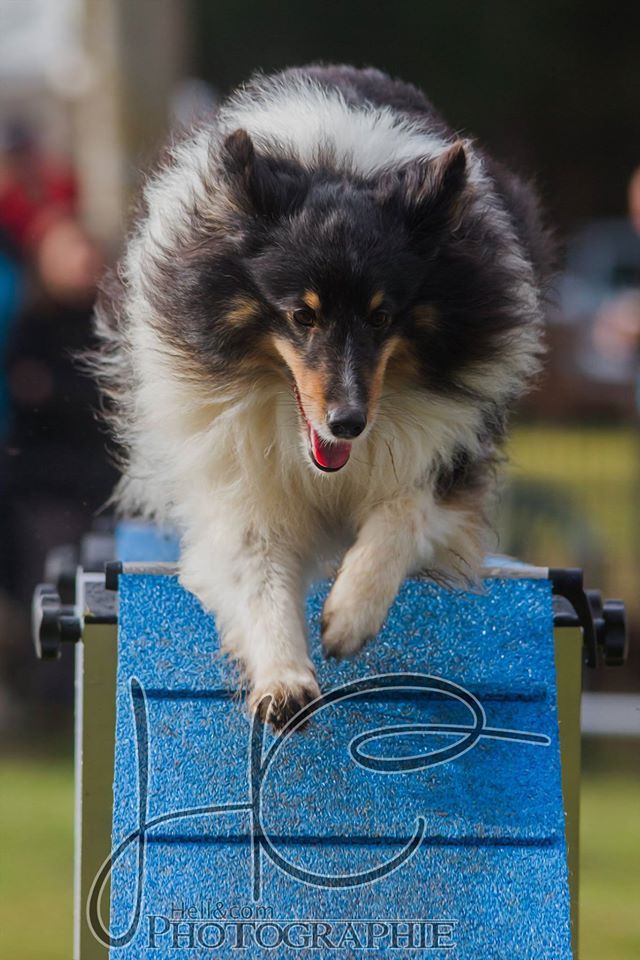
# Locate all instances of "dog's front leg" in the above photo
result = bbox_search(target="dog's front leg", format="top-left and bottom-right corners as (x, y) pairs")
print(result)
(322, 490), (453, 659)
(180, 521), (319, 729)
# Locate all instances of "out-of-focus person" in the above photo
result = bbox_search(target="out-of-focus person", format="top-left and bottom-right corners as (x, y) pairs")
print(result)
(0, 228), (23, 440)
(551, 164), (640, 418)
(0, 216), (115, 714)
(0, 118), (77, 255)
(591, 167), (640, 403)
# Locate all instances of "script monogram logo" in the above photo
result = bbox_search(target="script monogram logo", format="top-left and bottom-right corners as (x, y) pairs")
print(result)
(87, 672), (550, 947)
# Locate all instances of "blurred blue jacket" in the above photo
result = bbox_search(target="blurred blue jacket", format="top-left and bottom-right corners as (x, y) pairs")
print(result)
(0, 250), (23, 438)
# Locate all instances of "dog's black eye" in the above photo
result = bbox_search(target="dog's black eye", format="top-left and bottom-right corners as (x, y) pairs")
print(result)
(370, 310), (391, 328)
(292, 307), (316, 327)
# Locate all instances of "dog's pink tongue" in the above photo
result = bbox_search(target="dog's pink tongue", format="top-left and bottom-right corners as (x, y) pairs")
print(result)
(310, 426), (351, 470)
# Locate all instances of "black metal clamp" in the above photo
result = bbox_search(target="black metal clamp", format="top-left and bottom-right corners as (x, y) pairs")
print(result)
(549, 568), (628, 668)
(32, 558), (628, 667)
(31, 532), (118, 660)
(32, 582), (83, 660)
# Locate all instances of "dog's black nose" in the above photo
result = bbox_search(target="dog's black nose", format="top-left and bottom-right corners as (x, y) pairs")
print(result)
(327, 407), (367, 439)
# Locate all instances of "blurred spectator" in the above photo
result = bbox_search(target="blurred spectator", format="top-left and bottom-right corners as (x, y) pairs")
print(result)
(0, 118), (77, 254)
(0, 228), (23, 439)
(592, 167), (640, 400)
(0, 216), (115, 709)
(554, 165), (640, 412)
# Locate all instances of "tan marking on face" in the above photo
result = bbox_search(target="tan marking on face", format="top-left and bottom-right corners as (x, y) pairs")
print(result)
(272, 336), (328, 424)
(368, 335), (406, 415)
(224, 295), (261, 325)
(383, 336), (420, 385)
(411, 304), (439, 328)
(369, 290), (385, 312)
(302, 290), (322, 313)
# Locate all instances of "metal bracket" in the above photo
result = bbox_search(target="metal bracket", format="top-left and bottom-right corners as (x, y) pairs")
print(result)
(33, 561), (629, 668)
(549, 568), (628, 668)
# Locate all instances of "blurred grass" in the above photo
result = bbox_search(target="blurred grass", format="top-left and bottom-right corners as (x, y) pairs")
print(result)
(505, 426), (640, 624)
(580, 770), (640, 959)
(0, 754), (74, 960)
(0, 746), (638, 959)
(580, 738), (640, 959)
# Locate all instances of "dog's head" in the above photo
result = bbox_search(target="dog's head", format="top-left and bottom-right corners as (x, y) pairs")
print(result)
(220, 129), (468, 472)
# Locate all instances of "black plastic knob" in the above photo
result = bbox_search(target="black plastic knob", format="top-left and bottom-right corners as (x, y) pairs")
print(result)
(32, 583), (83, 660)
(602, 600), (627, 666)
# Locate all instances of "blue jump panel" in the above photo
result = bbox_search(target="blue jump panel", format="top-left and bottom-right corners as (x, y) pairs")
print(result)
(106, 571), (572, 958)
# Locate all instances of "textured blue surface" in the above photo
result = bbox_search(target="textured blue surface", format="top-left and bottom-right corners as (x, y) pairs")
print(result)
(108, 573), (572, 958)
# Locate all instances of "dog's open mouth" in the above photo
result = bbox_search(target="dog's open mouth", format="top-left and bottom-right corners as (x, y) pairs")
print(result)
(293, 386), (351, 472)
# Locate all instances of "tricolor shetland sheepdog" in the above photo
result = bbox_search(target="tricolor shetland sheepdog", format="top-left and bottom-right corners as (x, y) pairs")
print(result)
(93, 65), (551, 728)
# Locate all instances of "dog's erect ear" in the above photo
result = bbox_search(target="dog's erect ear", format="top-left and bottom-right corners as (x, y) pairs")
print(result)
(401, 141), (467, 208)
(380, 141), (468, 234)
(221, 128), (309, 219)
(222, 128), (255, 176)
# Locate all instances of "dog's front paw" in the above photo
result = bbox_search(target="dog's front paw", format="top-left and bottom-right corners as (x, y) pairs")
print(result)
(321, 577), (389, 660)
(249, 666), (320, 732)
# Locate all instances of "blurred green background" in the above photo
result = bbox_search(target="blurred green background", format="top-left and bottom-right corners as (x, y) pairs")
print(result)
(1, 1), (639, 957)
